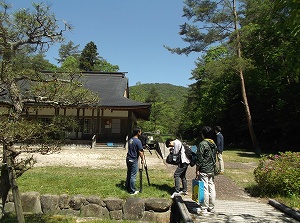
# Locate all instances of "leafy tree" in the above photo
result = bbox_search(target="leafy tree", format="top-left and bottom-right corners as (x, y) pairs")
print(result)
(56, 40), (80, 64)
(145, 86), (161, 130)
(79, 41), (99, 71)
(165, 0), (260, 154)
(0, 2), (98, 221)
(274, 0), (300, 36)
(94, 59), (119, 72)
(239, 0), (300, 149)
(60, 56), (80, 72)
(79, 41), (119, 72)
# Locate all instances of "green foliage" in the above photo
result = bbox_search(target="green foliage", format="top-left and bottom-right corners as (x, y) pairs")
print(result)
(57, 41), (80, 64)
(78, 41), (119, 72)
(273, 0), (300, 36)
(94, 59), (119, 72)
(164, 0), (300, 150)
(60, 56), (80, 72)
(165, 0), (238, 55)
(254, 152), (300, 197)
(130, 83), (188, 135)
(79, 41), (99, 71)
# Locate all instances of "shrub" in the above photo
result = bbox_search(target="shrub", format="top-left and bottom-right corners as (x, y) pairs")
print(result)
(254, 151), (300, 197)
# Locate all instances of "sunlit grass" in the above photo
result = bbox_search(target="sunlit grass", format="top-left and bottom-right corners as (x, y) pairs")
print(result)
(17, 166), (174, 199)
(222, 149), (260, 163)
(221, 149), (259, 188)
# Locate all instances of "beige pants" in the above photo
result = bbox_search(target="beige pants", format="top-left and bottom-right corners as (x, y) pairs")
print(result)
(217, 152), (224, 172)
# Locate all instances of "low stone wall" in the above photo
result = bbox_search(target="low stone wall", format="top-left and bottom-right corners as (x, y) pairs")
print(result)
(4, 192), (172, 222)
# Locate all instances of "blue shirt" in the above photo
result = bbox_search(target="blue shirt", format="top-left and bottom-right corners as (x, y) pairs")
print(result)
(127, 137), (143, 160)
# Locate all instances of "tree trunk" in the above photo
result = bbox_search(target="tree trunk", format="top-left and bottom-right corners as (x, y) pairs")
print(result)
(239, 70), (261, 154)
(8, 164), (25, 223)
(0, 145), (25, 223)
(0, 164), (10, 220)
(233, 0), (261, 154)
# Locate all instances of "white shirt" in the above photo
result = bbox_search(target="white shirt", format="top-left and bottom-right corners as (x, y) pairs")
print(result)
(173, 139), (190, 164)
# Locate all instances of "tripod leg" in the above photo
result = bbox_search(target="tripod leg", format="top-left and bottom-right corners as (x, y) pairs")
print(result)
(143, 155), (150, 186)
(144, 164), (150, 186)
(139, 168), (143, 192)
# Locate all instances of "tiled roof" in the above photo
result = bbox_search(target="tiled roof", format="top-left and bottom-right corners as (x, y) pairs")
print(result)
(82, 72), (151, 120)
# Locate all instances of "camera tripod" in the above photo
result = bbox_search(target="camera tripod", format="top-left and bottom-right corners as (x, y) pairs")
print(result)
(139, 144), (152, 192)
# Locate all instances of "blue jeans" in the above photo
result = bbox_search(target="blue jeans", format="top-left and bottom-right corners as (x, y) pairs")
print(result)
(126, 157), (138, 194)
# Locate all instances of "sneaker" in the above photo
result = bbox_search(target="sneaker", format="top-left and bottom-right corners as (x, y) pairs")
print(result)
(171, 192), (180, 198)
(130, 191), (139, 195)
(192, 207), (202, 214)
(201, 209), (210, 216)
(208, 207), (215, 213)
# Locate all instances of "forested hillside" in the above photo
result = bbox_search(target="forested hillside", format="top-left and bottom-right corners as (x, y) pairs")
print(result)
(129, 83), (188, 135)
(163, 1), (300, 153)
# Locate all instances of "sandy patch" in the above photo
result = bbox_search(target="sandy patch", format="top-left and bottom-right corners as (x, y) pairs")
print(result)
(29, 146), (166, 169)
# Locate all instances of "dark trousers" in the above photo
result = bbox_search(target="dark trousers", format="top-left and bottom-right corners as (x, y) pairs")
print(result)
(174, 163), (188, 193)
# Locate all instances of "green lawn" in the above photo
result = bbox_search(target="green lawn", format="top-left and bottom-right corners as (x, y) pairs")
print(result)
(17, 166), (174, 199)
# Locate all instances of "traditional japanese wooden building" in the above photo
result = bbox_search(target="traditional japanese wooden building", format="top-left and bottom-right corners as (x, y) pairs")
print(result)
(0, 72), (151, 145)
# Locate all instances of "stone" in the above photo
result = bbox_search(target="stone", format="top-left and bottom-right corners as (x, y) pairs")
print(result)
(145, 198), (172, 212)
(109, 210), (123, 220)
(142, 210), (171, 223)
(21, 192), (42, 214)
(123, 197), (145, 220)
(69, 195), (88, 210)
(58, 194), (70, 209)
(103, 198), (124, 211)
(4, 202), (15, 213)
(86, 195), (105, 206)
(40, 194), (59, 214)
(80, 204), (101, 217)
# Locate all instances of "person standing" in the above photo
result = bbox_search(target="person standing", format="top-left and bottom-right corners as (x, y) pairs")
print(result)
(195, 126), (217, 214)
(215, 126), (224, 174)
(126, 128), (144, 195)
(165, 138), (190, 198)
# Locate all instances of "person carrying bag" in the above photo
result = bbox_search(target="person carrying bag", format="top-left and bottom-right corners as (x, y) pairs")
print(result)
(165, 138), (190, 198)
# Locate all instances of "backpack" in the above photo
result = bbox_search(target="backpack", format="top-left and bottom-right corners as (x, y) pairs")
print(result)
(182, 143), (197, 167)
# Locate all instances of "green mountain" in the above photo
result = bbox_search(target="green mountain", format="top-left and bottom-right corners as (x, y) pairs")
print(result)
(129, 83), (188, 135)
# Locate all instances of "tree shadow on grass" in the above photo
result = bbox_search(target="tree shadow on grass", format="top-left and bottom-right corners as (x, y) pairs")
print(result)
(150, 183), (174, 194)
(116, 180), (127, 190)
(245, 184), (263, 197)
(116, 180), (173, 195)
(236, 152), (260, 158)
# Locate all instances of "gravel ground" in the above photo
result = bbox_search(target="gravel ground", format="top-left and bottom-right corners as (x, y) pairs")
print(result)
(27, 146), (262, 202)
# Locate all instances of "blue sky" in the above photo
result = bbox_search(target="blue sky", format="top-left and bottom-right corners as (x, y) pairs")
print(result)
(11, 0), (201, 87)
